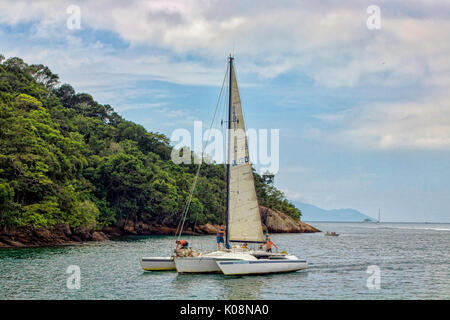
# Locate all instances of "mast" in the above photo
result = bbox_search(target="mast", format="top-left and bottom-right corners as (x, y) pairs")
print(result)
(225, 55), (233, 246)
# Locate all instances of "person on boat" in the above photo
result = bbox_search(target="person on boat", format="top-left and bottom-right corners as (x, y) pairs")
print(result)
(216, 225), (226, 250)
(176, 239), (189, 249)
(241, 243), (248, 249)
(265, 237), (278, 252)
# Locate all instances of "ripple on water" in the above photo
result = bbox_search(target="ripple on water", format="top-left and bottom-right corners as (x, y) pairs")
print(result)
(0, 223), (449, 299)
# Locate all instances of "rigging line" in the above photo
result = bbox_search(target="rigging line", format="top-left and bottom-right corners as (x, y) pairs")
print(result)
(176, 62), (230, 241)
(220, 80), (228, 129)
(192, 70), (229, 233)
(178, 65), (228, 239)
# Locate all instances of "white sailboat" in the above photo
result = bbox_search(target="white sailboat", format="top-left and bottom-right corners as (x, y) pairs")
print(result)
(174, 56), (308, 275)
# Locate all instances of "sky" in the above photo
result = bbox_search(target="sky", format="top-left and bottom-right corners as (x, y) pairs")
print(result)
(1, 0), (449, 222)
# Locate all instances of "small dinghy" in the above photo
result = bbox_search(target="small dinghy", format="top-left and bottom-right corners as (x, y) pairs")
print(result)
(325, 231), (339, 237)
(216, 255), (308, 276)
(140, 257), (176, 271)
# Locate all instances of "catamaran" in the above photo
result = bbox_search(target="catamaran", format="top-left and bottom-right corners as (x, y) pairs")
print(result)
(140, 56), (308, 275)
(173, 56), (307, 275)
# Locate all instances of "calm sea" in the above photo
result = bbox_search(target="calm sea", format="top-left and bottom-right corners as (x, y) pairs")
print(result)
(0, 222), (448, 299)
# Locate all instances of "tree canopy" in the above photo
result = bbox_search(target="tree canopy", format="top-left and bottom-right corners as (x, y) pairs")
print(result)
(0, 56), (301, 230)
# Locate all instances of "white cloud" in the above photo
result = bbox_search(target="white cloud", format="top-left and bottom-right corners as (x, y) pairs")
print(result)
(1, 0), (450, 87)
(2, 0), (450, 151)
(313, 94), (450, 150)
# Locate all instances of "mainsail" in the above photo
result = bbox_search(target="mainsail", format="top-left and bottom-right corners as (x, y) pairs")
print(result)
(226, 58), (265, 243)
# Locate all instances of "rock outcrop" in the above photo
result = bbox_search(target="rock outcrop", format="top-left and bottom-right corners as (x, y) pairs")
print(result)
(192, 206), (321, 235)
(0, 225), (110, 248)
(259, 206), (320, 233)
(0, 206), (320, 248)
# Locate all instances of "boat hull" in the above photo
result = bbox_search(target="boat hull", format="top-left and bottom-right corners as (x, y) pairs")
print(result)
(140, 257), (176, 271)
(174, 257), (222, 273)
(217, 258), (308, 275)
(174, 252), (258, 273)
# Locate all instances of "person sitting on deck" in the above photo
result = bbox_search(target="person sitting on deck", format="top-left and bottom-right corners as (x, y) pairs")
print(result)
(176, 239), (189, 249)
(265, 237), (278, 253)
(241, 243), (248, 249)
(216, 225), (226, 250)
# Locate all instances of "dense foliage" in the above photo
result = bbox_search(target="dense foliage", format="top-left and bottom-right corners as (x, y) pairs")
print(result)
(0, 56), (301, 230)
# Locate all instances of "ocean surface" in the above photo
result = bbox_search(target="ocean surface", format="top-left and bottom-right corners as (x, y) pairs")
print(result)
(0, 222), (449, 300)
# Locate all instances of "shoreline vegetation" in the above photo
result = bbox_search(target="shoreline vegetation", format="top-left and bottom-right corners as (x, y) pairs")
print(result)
(0, 56), (319, 249)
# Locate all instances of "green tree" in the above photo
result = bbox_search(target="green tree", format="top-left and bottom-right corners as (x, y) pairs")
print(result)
(0, 56), (302, 232)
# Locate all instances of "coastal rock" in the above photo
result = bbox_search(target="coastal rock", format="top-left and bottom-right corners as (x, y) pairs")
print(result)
(92, 231), (109, 241)
(123, 221), (137, 235)
(11, 240), (26, 247)
(0, 236), (25, 248)
(134, 222), (151, 234)
(33, 228), (52, 239)
(2, 239), (25, 247)
(151, 225), (198, 236)
(195, 223), (219, 235)
(0, 206), (319, 248)
(259, 206), (320, 233)
(188, 207), (320, 235)
(31, 227), (70, 245)
(54, 224), (72, 236)
(102, 226), (122, 237)
(73, 226), (92, 241)
(152, 225), (177, 235)
(70, 235), (82, 242)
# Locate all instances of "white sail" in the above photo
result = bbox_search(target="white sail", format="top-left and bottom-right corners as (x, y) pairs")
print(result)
(227, 64), (265, 243)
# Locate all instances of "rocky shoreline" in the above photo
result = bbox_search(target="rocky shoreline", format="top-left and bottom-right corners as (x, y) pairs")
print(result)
(0, 206), (320, 248)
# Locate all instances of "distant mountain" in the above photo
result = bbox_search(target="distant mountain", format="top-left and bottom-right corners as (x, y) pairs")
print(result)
(293, 201), (375, 222)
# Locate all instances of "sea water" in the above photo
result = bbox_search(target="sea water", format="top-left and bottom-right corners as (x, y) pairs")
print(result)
(0, 222), (448, 299)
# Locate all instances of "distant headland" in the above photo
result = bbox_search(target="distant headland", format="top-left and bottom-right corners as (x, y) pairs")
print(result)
(293, 201), (375, 222)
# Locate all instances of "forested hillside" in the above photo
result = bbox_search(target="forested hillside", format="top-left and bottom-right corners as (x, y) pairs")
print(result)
(0, 55), (301, 232)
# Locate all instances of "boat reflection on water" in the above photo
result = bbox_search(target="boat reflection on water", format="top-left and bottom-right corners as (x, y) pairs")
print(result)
(171, 272), (264, 300)
(171, 269), (308, 300)
(220, 277), (264, 300)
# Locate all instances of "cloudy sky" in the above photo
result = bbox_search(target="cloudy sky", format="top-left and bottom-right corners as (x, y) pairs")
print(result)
(1, 0), (449, 222)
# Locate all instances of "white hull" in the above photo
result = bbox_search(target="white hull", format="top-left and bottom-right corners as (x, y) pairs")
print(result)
(174, 257), (222, 273)
(174, 251), (257, 273)
(217, 255), (308, 275)
(140, 257), (176, 271)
